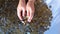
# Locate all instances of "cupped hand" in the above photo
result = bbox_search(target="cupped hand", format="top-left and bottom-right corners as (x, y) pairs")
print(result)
(17, 0), (35, 22)
(26, 1), (35, 22)
(17, 0), (26, 20)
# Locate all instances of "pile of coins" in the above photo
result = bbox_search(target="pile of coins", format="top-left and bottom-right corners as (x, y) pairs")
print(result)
(0, 0), (52, 34)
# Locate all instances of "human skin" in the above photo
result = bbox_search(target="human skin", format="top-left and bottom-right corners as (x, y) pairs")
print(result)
(17, 0), (35, 22)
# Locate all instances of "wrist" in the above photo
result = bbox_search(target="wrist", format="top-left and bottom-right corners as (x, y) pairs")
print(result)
(28, 0), (35, 3)
(19, 0), (25, 3)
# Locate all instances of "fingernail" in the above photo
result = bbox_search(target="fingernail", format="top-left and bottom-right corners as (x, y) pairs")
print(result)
(28, 19), (31, 22)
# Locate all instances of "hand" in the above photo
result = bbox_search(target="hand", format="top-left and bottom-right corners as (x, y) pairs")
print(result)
(17, 0), (35, 22)
(17, 0), (26, 20)
(26, 1), (35, 22)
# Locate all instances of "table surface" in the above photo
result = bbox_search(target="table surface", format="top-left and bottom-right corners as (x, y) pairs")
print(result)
(45, 0), (60, 34)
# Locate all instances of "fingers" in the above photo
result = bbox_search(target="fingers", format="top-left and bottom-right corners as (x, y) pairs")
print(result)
(17, 8), (22, 20)
(17, 8), (34, 22)
(27, 9), (30, 18)
(22, 8), (25, 17)
(28, 8), (34, 22)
